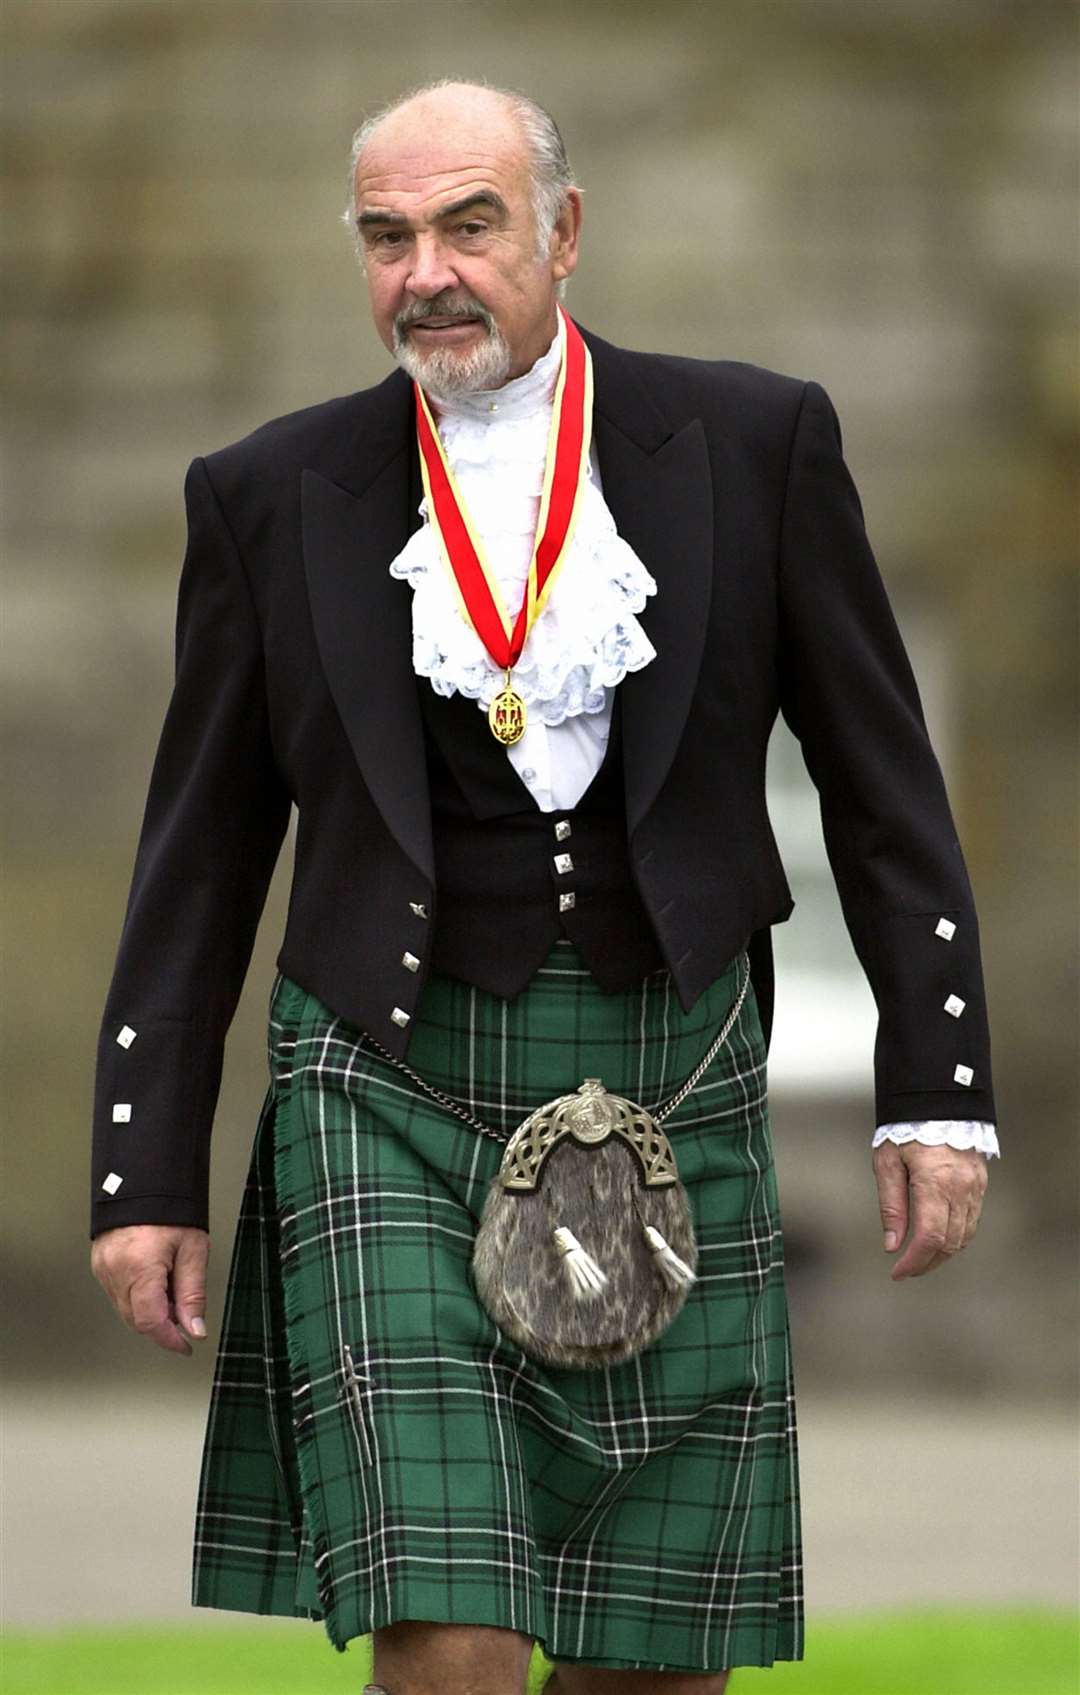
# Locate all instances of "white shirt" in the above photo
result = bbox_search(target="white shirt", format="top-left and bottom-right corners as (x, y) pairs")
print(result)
(388, 333), (999, 1161)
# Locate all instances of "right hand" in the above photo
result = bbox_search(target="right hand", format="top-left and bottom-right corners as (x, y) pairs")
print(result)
(91, 1224), (210, 1356)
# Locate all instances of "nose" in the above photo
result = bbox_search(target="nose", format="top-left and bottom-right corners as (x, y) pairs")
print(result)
(405, 231), (459, 299)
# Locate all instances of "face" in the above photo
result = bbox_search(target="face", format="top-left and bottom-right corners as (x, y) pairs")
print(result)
(352, 91), (581, 397)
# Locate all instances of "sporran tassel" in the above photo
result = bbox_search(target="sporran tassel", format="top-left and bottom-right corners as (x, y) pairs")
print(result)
(552, 1225), (608, 1298)
(643, 1223), (697, 1290)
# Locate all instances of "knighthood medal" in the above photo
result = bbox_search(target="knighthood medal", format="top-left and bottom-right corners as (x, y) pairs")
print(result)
(488, 669), (527, 745)
(414, 306), (594, 743)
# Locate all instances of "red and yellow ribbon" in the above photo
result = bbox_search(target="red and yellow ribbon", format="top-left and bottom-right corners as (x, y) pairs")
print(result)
(414, 307), (594, 742)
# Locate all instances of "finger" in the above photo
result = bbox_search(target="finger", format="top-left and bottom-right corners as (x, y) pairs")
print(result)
(173, 1232), (210, 1340)
(129, 1268), (191, 1356)
(968, 1181), (986, 1232)
(891, 1184), (949, 1279)
(943, 1195), (967, 1257)
(873, 1144), (909, 1252)
(962, 1198), (981, 1249)
(920, 1249), (950, 1274)
(903, 1197), (977, 1276)
(953, 1161), (987, 1254)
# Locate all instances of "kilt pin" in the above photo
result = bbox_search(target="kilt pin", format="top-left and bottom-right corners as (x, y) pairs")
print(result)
(192, 939), (803, 1674)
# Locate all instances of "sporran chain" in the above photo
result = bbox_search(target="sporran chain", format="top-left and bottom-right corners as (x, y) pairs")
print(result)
(359, 952), (752, 1145)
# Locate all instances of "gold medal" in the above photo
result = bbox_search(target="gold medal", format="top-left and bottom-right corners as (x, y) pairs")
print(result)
(488, 669), (528, 745)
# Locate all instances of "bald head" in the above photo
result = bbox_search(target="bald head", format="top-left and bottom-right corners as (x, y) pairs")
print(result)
(362, 82), (526, 165)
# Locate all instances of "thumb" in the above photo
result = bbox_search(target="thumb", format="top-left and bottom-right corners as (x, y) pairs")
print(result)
(173, 1230), (210, 1340)
(874, 1144), (909, 1252)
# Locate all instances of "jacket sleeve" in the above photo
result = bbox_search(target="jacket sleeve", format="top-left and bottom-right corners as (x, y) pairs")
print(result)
(89, 455), (292, 1238)
(777, 380), (996, 1129)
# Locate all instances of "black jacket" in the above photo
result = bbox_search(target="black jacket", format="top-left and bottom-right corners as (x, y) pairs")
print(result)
(89, 323), (996, 1237)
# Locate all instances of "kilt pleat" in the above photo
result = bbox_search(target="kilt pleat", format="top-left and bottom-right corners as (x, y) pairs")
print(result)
(192, 940), (804, 1674)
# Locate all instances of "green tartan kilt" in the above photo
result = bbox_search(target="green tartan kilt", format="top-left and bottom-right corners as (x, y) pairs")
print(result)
(192, 939), (804, 1676)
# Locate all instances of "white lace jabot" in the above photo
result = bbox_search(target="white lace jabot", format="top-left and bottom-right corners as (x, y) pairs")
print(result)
(388, 330), (657, 741)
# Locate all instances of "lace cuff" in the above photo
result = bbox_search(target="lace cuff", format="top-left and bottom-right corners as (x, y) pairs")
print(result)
(872, 1121), (1000, 1158)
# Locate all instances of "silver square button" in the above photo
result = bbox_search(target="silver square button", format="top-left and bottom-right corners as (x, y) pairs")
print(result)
(953, 1063), (974, 1086)
(559, 892), (576, 912)
(553, 853), (573, 875)
(390, 1006), (411, 1028)
(935, 917), (957, 941)
(116, 1025), (137, 1048)
(401, 951), (420, 972)
(944, 994), (966, 1018)
(112, 1103), (132, 1124)
(554, 820), (572, 841)
(102, 1172), (124, 1195)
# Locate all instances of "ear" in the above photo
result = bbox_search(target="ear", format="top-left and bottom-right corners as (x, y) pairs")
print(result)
(550, 187), (583, 282)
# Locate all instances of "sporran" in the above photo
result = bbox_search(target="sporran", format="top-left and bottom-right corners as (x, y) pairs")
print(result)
(364, 952), (751, 1370)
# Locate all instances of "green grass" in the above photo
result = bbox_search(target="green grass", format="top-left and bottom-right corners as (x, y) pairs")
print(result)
(2, 1612), (1076, 1694)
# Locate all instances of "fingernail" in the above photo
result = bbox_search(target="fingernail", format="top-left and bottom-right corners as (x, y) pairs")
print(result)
(884, 1232), (898, 1251)
(189, 1317), (207, 1338)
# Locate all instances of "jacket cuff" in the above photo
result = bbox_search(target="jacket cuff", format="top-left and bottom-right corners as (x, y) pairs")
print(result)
(90, 1192), (209, 1240)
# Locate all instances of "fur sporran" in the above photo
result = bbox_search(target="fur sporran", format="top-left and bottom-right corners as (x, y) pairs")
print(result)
(363, 953), (750, 1374)
(471, 1080), (698, 1369)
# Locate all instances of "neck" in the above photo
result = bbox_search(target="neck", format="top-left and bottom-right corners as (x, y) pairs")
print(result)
(505, 305), (561, 383)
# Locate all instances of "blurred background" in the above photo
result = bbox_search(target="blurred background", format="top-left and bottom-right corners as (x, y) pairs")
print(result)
(3, 0), (1077, 1676)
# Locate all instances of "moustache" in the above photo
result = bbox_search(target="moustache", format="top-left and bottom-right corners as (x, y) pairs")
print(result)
(394, 295), (496, 335)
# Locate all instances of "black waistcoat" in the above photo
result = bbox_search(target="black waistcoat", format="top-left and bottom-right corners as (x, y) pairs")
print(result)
(418, 681), (665, 998)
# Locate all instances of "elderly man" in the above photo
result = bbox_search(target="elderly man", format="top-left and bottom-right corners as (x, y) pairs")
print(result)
(90, 80), (997, 1694)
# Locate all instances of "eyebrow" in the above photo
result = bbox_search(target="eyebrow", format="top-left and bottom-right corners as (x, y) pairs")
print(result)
(355, 191), (509, 229)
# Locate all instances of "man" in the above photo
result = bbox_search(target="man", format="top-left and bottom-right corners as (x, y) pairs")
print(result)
(90, 80), (997, 1695)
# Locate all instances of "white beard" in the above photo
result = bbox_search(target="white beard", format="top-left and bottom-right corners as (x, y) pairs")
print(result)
(392, 321), (513, 400)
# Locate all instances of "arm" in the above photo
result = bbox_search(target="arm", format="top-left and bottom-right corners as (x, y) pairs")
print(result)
(90, 455), (291, 1251)
(777, 382), (995, 1272)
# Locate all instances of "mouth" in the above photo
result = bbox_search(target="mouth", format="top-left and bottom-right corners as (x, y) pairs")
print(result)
(407, 317), (484, 337)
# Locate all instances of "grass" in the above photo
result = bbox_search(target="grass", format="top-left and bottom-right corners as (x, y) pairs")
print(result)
(1, 1612), (1076, 1694)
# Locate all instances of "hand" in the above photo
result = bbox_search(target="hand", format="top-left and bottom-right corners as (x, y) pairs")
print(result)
(872, 1141), (988, 1280)
(91, 1224), (210, 1355)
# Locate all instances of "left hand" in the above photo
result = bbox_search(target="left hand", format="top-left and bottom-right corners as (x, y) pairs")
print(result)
(872, 1141), (989, 1280)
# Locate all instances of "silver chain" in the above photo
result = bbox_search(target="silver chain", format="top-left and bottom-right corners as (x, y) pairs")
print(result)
(359, 952), (753, 1146)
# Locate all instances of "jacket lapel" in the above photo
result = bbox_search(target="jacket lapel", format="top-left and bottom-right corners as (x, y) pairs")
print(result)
(584, 329), (714, 836)
(300, 374), (434, 883)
